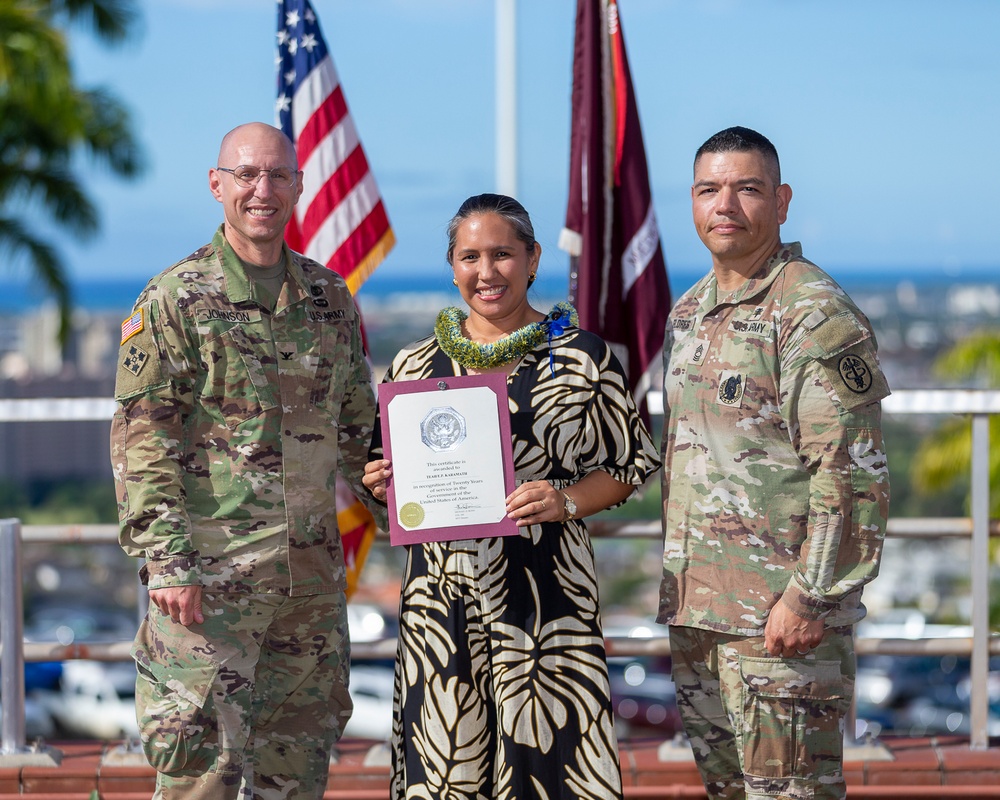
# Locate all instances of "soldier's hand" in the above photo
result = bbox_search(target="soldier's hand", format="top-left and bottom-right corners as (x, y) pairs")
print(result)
(149, 585), (204, 627)
(764, 600), (823, 657)
(363, 459), (392, 502)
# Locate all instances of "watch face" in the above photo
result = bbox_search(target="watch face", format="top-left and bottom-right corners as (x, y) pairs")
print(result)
(565, 495), (577, 515)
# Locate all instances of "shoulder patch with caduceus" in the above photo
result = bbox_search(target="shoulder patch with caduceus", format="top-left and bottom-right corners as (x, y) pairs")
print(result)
(837, 353), (873, 393)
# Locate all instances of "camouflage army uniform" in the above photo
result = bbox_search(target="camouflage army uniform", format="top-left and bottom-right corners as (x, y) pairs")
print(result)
(111, 226), (384, 800)
(657, 243), (890, 800)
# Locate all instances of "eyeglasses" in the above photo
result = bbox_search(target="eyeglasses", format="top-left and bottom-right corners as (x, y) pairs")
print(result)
(217, 165), (299, 189)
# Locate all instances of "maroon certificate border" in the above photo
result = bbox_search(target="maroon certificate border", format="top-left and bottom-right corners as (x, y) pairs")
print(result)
(378, 372), (518, 546)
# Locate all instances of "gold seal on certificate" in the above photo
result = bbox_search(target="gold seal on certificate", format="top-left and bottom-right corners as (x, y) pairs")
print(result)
(399, 502), (425, 527)
(378, 373), (518, 545)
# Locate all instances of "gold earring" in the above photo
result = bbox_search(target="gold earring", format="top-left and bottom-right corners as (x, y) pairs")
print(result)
(452, 278), (458, 286)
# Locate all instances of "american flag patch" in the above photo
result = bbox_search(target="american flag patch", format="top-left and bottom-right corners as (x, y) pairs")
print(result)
(120, 308), (144, 344)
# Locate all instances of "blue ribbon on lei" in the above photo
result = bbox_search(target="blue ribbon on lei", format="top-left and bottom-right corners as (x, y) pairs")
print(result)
(543, 305), (575, 376)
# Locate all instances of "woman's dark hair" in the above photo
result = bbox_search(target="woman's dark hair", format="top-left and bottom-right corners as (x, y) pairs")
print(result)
(446, 193), (536, 264)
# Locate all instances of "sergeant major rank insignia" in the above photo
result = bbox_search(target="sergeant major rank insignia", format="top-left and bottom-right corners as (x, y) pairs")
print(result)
(688, 338), (709, 365)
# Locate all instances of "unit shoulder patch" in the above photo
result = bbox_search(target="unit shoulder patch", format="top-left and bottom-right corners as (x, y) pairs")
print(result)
(122, 344), (149, 376)
(115, 303), (165, 400)
(819, 342), (891, 412)
(837, 353), (874, 394)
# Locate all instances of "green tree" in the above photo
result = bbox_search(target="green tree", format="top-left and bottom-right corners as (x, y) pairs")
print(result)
(0, 0), (143, 347)
(912, 329), (1000, 516)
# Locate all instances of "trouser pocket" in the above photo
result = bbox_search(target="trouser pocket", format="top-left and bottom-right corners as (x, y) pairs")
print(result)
(739, 656), (845, 785)
(132, 619), (222, 775)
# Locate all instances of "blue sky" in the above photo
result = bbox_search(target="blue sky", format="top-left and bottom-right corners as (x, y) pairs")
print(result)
(53, 0), (1000, 294)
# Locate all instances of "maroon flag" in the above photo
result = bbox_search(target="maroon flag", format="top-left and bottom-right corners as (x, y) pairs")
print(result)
(560, 0), (669, 422)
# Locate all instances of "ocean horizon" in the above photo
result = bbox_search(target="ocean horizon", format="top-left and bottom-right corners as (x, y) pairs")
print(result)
(2, 262), (997, 315)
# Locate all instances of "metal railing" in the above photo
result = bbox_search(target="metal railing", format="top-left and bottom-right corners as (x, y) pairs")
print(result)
(1, 390), (998, 756)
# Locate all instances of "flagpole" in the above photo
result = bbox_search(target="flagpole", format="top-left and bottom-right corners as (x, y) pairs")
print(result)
(495, 0), (517, 197)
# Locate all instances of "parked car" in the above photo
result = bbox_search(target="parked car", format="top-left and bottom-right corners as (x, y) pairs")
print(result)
(602, 614), (682, 738)
(20, 600), (399, 741)
(348, 601), (399, 644)
(18, 604), (139, 740)
(344, 664), (394, 740)
(0, 696), (56, 740)
(34, 660), (138, 740)
(23, 603), (138, 647)
(607, 655), (683, 737)
(854, 653), (1000, 737)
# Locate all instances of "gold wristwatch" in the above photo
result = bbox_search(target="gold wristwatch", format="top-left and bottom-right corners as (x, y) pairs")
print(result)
(562, 491), (577, 521)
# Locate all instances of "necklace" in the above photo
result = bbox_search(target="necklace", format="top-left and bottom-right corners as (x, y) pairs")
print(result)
(434, 302), (578, 372)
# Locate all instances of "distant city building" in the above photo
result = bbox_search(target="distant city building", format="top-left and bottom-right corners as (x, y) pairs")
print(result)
(0, 275), (996, 487)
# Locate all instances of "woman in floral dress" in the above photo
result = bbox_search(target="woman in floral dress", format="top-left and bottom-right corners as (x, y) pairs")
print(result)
(363, 194), (660, 800)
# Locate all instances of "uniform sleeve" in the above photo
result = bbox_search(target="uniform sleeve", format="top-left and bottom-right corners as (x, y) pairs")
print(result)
(778, 310), (891, 620)
(336, 311), (388, 532)
(659, 324), (677, 508)
(110, 288), (202, 589)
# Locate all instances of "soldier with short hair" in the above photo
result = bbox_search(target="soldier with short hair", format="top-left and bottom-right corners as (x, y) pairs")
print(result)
(110, 122), (384, 800)
(658, 126), (890, 800)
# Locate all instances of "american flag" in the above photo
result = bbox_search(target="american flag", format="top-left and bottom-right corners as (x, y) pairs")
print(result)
(276, 0), (391, 598)
(276, 0), (395, 294)
(559, 0), (670, 424)
(120, 308), (143, 344)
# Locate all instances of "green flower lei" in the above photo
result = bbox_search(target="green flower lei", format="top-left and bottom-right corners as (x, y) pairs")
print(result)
(434, 301), (578, 371)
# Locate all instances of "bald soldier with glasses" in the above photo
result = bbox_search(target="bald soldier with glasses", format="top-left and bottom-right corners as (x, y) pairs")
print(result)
(111, 122), (385, 800)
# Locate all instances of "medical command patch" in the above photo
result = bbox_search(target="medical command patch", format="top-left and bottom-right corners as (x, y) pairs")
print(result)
(821, 344), (890, 411)
(120, 309), (144, 344)
(838, 353), (874, 393)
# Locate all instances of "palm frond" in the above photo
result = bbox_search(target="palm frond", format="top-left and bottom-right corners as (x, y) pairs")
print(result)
(0, 216), (72, 348)
(932, 328), (1000, 385)
(48, 0), (140, 44)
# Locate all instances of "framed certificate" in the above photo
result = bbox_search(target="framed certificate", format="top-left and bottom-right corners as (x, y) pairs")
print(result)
(378, 373), (518, 545)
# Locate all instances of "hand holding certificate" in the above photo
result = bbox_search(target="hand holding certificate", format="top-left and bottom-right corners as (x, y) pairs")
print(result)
(378, 373), (518, 545)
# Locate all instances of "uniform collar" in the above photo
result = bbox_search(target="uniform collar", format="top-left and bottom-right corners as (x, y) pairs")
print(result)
(695, 242), (804, 312)
(211, 225), (312, 311)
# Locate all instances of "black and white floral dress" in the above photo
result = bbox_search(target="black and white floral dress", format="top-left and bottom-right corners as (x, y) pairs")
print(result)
(376, 323), (660, 800)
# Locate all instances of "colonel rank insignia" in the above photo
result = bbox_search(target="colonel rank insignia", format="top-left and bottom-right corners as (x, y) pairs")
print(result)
(122, 344), (148, 376)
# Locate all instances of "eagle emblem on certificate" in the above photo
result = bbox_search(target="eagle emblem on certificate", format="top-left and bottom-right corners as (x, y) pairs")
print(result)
(421, 407), (467, 452)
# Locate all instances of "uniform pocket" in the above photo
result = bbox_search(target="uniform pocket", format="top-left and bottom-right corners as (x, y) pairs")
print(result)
(131, 620), (222, 775)
(739, 657), (844, 782)
(303, 319), (349, 413)
(198, 325), (276, 429)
